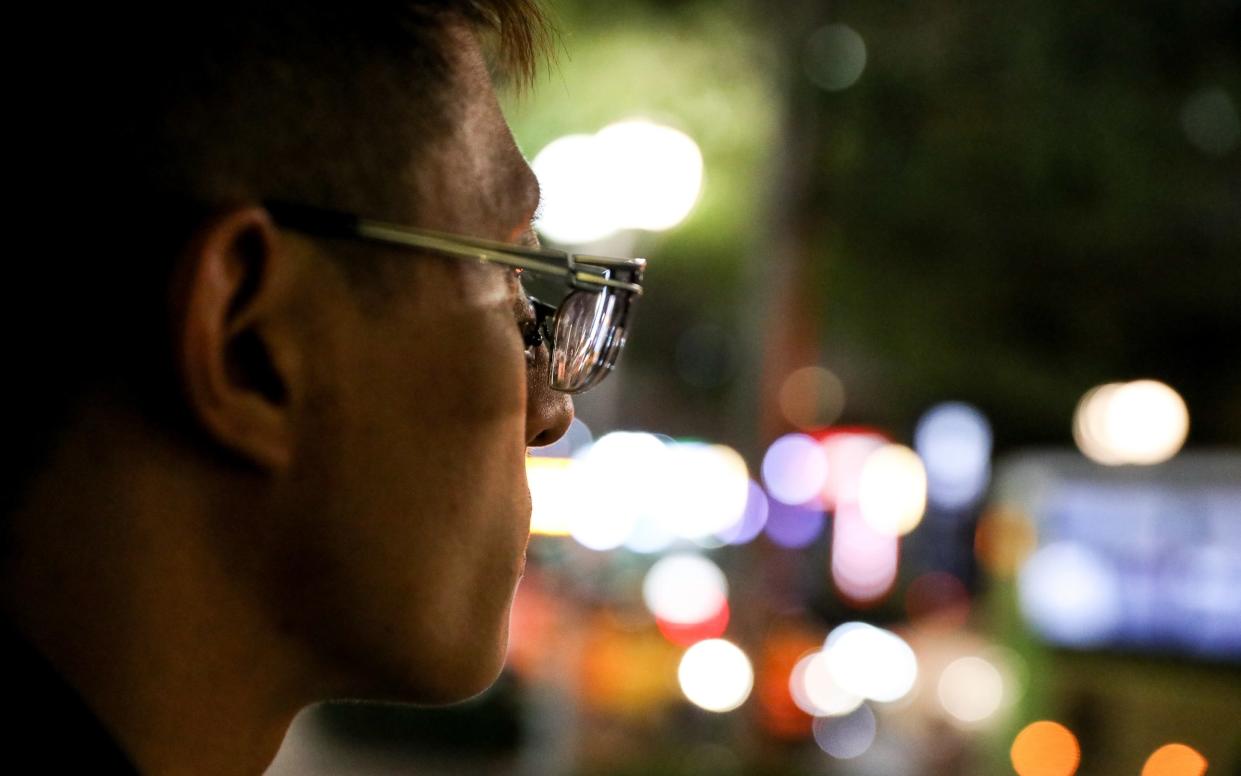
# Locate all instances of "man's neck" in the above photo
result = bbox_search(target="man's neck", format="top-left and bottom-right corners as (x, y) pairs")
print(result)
(0, 404), (315, 775)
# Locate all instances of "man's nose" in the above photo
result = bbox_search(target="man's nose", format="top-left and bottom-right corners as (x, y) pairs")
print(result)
(526, 383), (574, 448)
(526, 350), (574, 448)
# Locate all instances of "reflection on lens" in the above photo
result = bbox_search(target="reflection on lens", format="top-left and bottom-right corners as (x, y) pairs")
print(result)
(551, 291), (610, 391)
(542, 267), (638, 393)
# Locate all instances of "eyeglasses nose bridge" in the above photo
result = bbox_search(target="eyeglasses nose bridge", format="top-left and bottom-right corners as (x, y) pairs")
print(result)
(526, 297), (557, 349)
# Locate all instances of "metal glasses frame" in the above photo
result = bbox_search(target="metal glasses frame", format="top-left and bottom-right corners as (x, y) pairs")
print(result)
(262, 200), (646, 393)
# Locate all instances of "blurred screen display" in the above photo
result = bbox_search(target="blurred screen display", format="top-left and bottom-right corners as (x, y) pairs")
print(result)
(1001, 453), (1241, 661)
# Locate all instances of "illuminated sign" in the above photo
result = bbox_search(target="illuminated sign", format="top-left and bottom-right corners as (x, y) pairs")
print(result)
(997, 452), (1241, 661)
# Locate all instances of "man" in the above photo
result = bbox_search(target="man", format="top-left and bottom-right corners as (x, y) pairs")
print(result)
(2, 1), (642, 772)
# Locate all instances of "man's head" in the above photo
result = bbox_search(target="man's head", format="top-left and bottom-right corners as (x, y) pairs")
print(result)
(7, 0), (572, 705)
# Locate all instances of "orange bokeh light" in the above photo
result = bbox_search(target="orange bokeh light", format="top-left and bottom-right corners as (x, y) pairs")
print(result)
(975, 505), (1037, 578)
(754, 629), (819, 740)
(1011, 721), (1081, 776)
(1142, 743), (1208, 776)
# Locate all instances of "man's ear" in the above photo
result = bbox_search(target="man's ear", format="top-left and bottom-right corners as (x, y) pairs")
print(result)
(169, 206), (300, 472)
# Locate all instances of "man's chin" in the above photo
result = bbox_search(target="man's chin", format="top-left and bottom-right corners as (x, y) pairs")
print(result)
(333, 664), (504, 707)
(343, 630), (510, 706)
(412, 657), (506, 705)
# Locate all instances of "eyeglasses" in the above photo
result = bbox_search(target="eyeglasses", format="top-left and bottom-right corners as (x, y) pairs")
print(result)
(263, 201), (645, 394)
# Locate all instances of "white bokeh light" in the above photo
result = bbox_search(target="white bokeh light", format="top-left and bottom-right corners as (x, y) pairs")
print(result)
(527, 457), (577, 536)
(623, 513), (678, 555)
(790, 650), (864, 717)
(642, 553), (728, 625)
(595, 120), (704, 232)
(569, 431), (667, 550)
(656, 443), (750, 539)
(1073, 382), (1124, 465)
(857, 444), (928, 536)
(715, 480), (769, 545)
(529, 134), (619, 245)
(1103, 380), (1190, 464)
(678, 639), (754, 712)
(824, 622), (918, 703)
(938, 656), (1004, 724)
(1073, 380), (1189, 465)
(531, 120), (704, 246)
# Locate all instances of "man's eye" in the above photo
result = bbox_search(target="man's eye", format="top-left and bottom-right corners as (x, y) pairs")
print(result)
(512, 280), (540, 355)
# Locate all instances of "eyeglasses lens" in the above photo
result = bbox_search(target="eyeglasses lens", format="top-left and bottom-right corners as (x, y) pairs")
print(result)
(549, 289), (629, 393)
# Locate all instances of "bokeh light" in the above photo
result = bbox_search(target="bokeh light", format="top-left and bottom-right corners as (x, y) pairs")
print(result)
(832, 504), (899, 603)
(678, 639), (754, 712)
(1073, 380), (1190, 466)
(915, 402), (993, 509)
(1018, 541), (1122, 647)
(642, 553), (729, 626)
(812, 704), (877, 759)
(595, 120), (704, 231)
(622, 513), (678, 555)
(715, 480), (769, 545)
(823, 622), (918, 703)
(937, 656), (1004, 724)
(530, 133), (620, 244)
(857, 443), (928, 536)
(657, 442), (750, 540)
(657, 600), (730, 648)
(756, 630), (822, 740)
(778, 366), (846, 429)
(1010, 721), (1081, 776)
(804, 24), (867, 92)
(1072, 382), (1124, 465)
(975, 505), (1038, 578)
(570, 431), (667, 550)
(579, 618), (681, 715)
(905, 571), (970, 628)
(987, 645), (1028, 711)
(532, 120), (704, 245)
(762, 433), (830, 505)
(1180, 85), (1240, 157)
(527, 457), (577, 536)
(764, 501), (826, 549)
(484, 8), (1241, 774)
(790, 650), (863, 717)
(1104, 380), (1190, 464)
(1142, 743), (1208, 776)
(821, 430), (886, 510)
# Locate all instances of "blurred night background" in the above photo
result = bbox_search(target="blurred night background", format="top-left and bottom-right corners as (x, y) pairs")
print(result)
(270, 0), (1240, 774)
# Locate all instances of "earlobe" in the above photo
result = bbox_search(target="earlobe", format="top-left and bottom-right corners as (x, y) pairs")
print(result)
(170, 206), (297, 472)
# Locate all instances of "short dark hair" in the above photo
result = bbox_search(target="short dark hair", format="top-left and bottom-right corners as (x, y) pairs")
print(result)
(3, 0), (550, 520)
(25, 1), (549, 217)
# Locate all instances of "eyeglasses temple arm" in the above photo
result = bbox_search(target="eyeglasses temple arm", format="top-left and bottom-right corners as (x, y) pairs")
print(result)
(264, 199), (643, 295)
